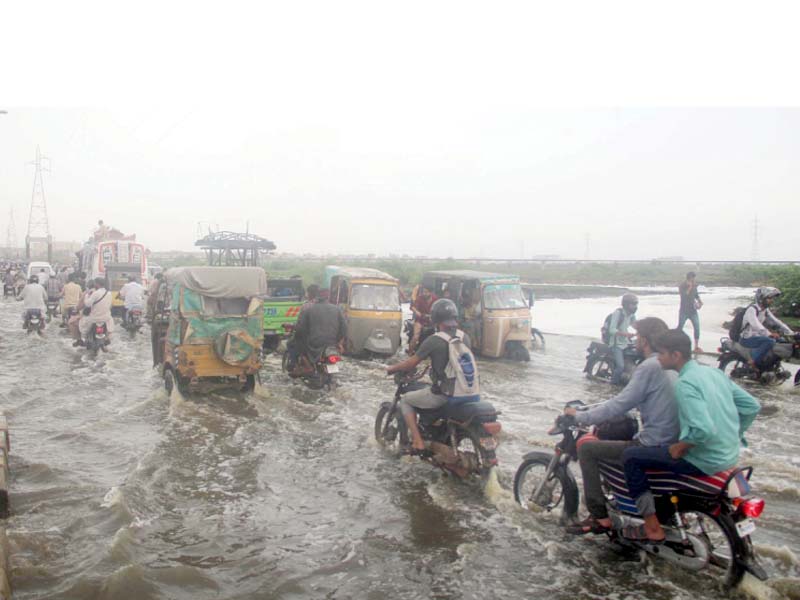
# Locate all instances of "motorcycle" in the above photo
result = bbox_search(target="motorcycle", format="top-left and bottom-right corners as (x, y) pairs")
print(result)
(62, 306), (77, 328)
(513, 401), (768, 589)
(282, 345), (342, 390)
(584, 341), (642, 385)
(718, 334), (800, 386)
(86, 322), (111, 357)
(24, 310), (45, 335)
(403, 318), (434, 354)
(46, 299), (60, 323)
(374, 369), (501, 478)
(122, 308), (144, 333)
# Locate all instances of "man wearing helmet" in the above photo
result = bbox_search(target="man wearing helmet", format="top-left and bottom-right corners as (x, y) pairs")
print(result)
(608, 294), (639, 385)
(740, 287), (794, 371)
(387, 298), (474, 452)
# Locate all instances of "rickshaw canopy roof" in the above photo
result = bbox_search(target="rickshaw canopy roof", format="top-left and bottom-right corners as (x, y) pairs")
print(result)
(423, 270), (520, 283)
(325, 266), (398, 283)
(166, 266), (267, 298)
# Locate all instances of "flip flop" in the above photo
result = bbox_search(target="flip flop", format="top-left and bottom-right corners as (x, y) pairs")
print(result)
(621, 524), (665, 544)
(565, 516), (611, 536)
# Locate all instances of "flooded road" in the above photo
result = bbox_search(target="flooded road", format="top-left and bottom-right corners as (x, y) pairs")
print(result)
(1, 288), (798, 599)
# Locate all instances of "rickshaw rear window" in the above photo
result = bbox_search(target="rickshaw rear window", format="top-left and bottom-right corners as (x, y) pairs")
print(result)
(350, 284), (400, 311)
(202, 297), (251, 315)
(483, 284), (528, 309)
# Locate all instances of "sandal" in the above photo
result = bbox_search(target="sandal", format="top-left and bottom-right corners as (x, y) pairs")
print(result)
(565, 516), (611, 536)
(621, 524), (665, 544)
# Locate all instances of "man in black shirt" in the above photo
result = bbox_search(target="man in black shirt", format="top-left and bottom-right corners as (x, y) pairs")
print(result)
(387, 299), (473, 452)
(289, 285), (347, 371)
(677, 271), (703, 354)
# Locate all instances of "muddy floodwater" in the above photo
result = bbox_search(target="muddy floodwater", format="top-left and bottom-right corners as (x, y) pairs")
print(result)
(1, 288), (798, 599)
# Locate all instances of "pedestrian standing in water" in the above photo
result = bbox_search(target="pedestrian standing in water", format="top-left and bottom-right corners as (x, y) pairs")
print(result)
(677, 271), (703, 354)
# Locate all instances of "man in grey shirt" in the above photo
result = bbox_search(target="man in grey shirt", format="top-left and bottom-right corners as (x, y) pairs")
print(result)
(564, 317), (680, 535)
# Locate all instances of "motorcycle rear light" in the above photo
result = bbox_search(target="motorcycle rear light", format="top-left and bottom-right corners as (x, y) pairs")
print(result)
(739, 498), (765, 519)
(717, 347), (723, 353)
(283, 323), (294, 330)
(327, 355), (341, 364)
(482, 422), (501, 435)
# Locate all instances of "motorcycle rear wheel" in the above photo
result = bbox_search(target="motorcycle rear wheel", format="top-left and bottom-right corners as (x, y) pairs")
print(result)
(586, 357), (613, 382)
(677, 509), (744, 589)
(374, 401), (407, 449)
(719, 355), (749, 381)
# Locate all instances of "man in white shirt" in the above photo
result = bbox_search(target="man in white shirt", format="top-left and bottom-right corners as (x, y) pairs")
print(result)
(740, 286), (794, 370)
(19, 276), (48, 327)
(79, 277), (115, 344)
(119, 276), (145, 324)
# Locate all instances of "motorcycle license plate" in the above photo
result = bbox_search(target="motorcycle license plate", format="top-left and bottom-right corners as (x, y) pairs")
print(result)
(326, 364), (340, 374)
(736, 518), (756, 537)
(480, 437), (497, 450)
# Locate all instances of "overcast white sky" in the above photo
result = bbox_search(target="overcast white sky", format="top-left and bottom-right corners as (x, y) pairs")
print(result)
(1, 2), (799, 260)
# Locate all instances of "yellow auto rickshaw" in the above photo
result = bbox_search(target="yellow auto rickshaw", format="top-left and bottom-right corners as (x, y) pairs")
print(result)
(325, 266), (402, 356)
(421, 270), (532, 361)
(152, 266), (266, 393)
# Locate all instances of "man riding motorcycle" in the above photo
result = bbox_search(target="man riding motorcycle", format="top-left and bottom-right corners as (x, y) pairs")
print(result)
(119, 275), (145, 326)
(739, 287), (794, 372)
(409, 285), (437, 354)
(621, 329), (761, 542)
(608, 293), (638, 385)
(77, 277), (114, 346)
(287, 284), (346, 373)
(18, 275), (48, 329)
(387, 298), (477, 456)
(61, 274), (83, 327)
(564, 317), (679, 535)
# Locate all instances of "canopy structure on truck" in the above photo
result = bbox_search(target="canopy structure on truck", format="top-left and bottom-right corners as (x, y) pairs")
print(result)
(195, 231), (277, 267)
(166, 266), (267, 298)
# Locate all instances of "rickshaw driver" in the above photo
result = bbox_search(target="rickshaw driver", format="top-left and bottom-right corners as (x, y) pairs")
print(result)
(409, 285), (437, 354)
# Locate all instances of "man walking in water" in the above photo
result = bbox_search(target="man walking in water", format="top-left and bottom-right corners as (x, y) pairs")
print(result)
(677, 271), (703, 354)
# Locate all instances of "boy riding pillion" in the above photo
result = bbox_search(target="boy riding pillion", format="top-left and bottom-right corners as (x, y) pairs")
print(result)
(387, 298), (479, 454)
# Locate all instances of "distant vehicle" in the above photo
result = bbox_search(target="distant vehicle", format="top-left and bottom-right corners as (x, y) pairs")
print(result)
(262, 277), (304, 352)
(26, 261), (54, 280)
(77, 237), (149, 316)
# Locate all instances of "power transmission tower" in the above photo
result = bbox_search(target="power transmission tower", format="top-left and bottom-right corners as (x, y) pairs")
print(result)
(751, 216), (760, 262)
(26, 146), (53, 262)
(6, 208), (17, 257)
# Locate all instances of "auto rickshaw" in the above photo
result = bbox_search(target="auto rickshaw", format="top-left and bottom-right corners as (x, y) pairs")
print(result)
(326, 266), (402, 356)
(421, 270), (532, 361)
(262, 276), (304, 352)
(152, 266), (266, 393)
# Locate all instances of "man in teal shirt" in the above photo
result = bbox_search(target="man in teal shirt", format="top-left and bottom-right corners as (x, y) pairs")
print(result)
(621, 329), (760, 542)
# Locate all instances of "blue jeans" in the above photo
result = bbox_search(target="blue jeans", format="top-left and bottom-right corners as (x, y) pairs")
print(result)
(622, 445), (704, 516)
(610, 346), (625, 385)
(740, 336), (775, 367)
(678, 310), (700, 342)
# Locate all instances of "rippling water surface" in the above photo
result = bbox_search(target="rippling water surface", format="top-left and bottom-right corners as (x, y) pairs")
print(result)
(2, 289), (798, 599)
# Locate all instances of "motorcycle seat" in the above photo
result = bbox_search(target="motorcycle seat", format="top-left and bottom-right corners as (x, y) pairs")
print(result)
(421, 400), (498, 423)
(730, 341), (753, 361)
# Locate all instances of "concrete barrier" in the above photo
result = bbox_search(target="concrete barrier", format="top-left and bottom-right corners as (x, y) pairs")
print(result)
(0, 414), (9, 599)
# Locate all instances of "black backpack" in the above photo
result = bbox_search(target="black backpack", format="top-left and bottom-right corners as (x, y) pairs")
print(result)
(728, 304), (755, 342)
(600, 308), (624, 345)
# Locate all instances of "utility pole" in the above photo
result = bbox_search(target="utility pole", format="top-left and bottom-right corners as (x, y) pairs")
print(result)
(26, 146), (53, 262)
(6, 208), (17, 258)
(751, 216), (760, 262)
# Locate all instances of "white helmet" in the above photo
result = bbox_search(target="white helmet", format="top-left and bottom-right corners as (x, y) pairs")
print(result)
(755, 287), (781, 306)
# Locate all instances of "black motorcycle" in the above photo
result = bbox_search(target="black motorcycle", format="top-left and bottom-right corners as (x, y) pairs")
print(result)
(584, 341), (642, 385)
(86, 322), (111, 358)
(374, 369), (501, 478)
(24, 310), (45, 335)
(282, 345), (342, 390)
(122, 308), (144, 333)
(718, 333), (800, 387)
(513, 401), (767, 589)
(404, 318), (434, 353)
(45, 299), (60, 323)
